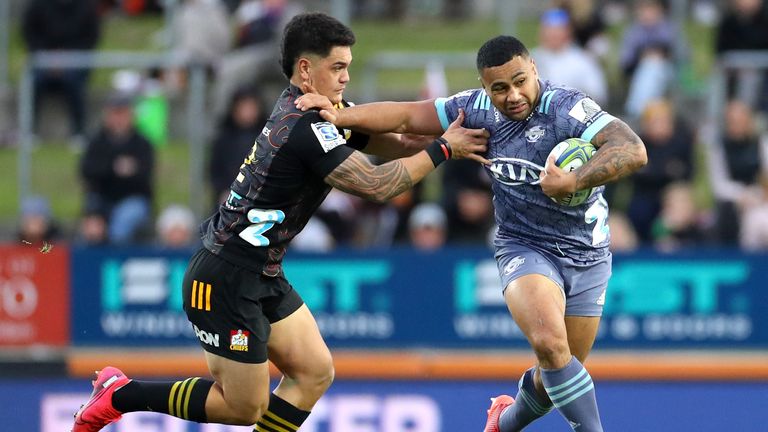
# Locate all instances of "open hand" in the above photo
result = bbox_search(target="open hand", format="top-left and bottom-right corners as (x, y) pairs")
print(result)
(441, 109), (490, 165)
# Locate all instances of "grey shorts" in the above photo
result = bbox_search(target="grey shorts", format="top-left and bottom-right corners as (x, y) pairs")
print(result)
(495, 243), (612, 316)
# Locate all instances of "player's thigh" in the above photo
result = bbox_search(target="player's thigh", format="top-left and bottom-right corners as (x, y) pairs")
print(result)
(564, 315), (601, 362)
(504, 273), (568, 343)
(267, 303), (333, 378)
(205, 350), (272, 410)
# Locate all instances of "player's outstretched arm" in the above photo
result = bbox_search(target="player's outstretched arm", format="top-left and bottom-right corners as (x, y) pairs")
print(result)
(324, 110), (488, 203)
(574, 118), (647, 191)
(296, 94), (445, 136)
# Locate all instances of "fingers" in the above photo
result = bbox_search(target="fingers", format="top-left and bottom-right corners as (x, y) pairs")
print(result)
(319, 109), (336, 123)
(467, 153), (491, 166)
(448, 108), (465, 129)
(300, 81), (318, 95)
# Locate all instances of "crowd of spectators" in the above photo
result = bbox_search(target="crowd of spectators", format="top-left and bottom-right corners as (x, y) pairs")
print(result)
(13, 0), (768, 253)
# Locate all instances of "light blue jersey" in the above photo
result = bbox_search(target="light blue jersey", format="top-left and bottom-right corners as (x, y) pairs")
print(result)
(435, 80), (616, 262)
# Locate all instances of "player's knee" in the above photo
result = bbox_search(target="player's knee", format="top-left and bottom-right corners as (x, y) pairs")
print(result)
(529, 331), (569, 363)
(306, 353), (335, 393)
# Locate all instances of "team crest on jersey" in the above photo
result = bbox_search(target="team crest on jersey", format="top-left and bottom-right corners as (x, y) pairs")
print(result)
(525, 126), (546, 143)
(310, 121), (347, 152)
(488, 158), (545, 186)
(568, 98), (602, 124)
(229, 330), (249, 352)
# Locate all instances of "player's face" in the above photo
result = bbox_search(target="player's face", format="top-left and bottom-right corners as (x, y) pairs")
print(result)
(302, 46), (352, 105)
(480, 55), (540, 121)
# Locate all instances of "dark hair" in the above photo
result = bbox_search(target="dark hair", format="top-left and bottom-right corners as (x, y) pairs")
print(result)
(280, 12), (356, 79)
(476, 35), (529, 71)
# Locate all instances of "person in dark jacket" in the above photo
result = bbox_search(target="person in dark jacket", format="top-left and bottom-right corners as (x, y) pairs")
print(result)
(208, 86), (267, 207)
(22, 0), (101, 143)
(79, 92), (154, 244)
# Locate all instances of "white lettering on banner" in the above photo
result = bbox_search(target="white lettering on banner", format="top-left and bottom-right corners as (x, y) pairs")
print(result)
(315, 313), (394, 339)
(43, 394), (251, 432)
(0, 320), (34, 341)
(43, 393), (439, 432)
(454, 314), (527, 339)
(381, 396), (440, 432)
(0, 276), (38, 319)
(101, 312), (194, 338)
(301, 395), (441, 432)
(121, 259), (169, 305)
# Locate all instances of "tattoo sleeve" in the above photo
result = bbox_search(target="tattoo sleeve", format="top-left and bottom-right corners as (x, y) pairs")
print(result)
(575, 119), (648, 190)
(325, 151), (414, 203)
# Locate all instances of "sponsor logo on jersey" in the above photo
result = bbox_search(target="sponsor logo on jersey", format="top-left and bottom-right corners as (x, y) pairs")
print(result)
(194, 325), (219, 347)
(261, 126), (271, 137)
(525, 125), (546, 143)
(503, 256), (526, 275)
(488, 158), (544, 186)
(310, 121), (347, 152)
(568, 97), (602, 124)
(229, 329), (249, 352)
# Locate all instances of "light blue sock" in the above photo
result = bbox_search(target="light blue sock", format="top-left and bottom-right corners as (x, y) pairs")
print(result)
(541, 357), (603, 432)
(499, 367), (553, 431)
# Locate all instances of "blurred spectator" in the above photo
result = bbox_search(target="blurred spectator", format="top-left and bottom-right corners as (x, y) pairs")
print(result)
(607, 211), (639, 252)
(553, 0), (611, 61)
(739, 173), (768, 250)
(212, 0), (303, 119)
(171, 0), (232, 69)
(17, 196), (61, 245)
(77, 209), (109, 246)
(715, 0), (768, 110)
(314, 189), (362, 247)
(290, 217), (335, 252)
(531, 8), (608, 105)
(79, 92), (155, 245)
(619, 0), (687, 120)
(652, 182), (708, 251)
(133, 68), (171, 148)
(441, 160), (494, 244)
(706, 100), (768, 245)
(208, 86), (267, 207)
(22, 0), (101, 147)
(156, 204), (198, 249)
(626, 99), (694, 241)
(408, 202), (448, 251)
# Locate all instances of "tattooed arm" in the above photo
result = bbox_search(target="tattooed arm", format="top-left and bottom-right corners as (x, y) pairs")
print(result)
(325, 151), (426, 203)
(325, 110), (489, 203)
(540, 118), (647, 199)
(575, 119), (647, 190)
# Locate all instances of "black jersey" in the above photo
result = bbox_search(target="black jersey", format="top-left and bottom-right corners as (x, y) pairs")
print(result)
(201, 84), (369, 276)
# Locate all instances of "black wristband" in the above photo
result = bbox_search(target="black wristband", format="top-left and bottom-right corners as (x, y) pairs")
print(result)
(425, 137), (452, 167)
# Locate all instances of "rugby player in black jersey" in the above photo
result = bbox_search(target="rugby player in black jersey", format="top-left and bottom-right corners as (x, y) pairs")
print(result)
(72, 12), (488, 432)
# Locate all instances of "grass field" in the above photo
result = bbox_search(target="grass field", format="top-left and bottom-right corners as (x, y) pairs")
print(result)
(1, 12), (716, 230)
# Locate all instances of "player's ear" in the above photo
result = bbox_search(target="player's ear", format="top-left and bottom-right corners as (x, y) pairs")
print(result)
(297, 57), (312, 81)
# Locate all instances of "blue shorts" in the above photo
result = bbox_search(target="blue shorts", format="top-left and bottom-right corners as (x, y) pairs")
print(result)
(495, 242), (612, 317)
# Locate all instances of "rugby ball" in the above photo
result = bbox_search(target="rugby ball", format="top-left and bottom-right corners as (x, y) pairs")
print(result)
(547, 138), (597, 207)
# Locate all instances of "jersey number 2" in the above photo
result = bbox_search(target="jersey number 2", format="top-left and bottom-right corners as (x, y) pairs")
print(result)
(239, 209), (286, 247)
(584, 195), (609, 246)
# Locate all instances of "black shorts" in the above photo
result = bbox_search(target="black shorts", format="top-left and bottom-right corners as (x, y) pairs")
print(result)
(182, 248), (304, 363)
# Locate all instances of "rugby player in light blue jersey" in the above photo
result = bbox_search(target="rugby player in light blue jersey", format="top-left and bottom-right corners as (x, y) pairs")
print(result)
(296, 35), (646, 432)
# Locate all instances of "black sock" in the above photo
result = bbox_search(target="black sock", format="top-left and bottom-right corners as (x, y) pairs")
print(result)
(254, 393), (310, 432)
(112, 378), (214, 423)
